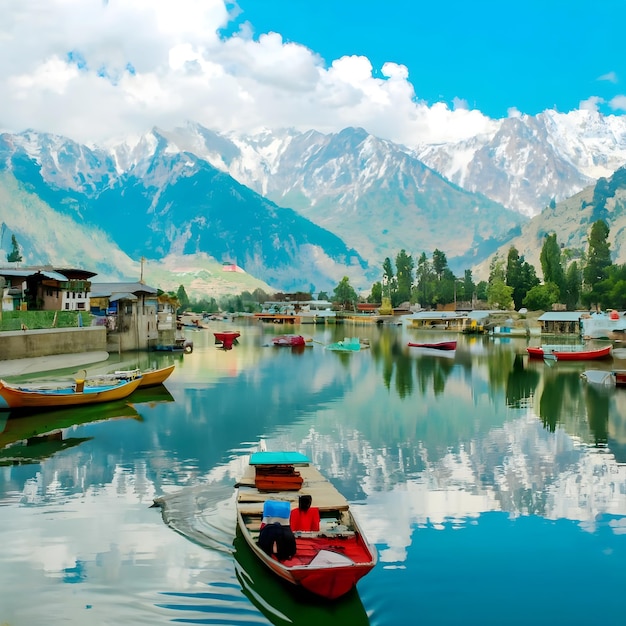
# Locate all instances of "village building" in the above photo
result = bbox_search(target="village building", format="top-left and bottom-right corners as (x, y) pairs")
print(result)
(0, 266), (95, 312)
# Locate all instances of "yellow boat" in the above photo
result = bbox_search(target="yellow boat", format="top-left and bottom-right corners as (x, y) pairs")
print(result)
(0, 376), (142, 410)
(90, 364), (176, 389)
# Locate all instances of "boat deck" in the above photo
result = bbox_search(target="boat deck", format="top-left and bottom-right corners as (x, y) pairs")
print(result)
(236, 463), (350, 513)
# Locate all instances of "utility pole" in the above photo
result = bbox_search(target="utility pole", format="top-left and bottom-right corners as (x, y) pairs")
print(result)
(140, 257), (146, 284)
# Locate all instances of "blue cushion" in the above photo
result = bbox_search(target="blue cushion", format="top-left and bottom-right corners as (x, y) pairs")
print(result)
(263, 500), (290, 519)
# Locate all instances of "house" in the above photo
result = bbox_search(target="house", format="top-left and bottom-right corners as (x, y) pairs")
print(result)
(90, 281), (161, 351)
(537, 311), (582, 335)
(0, 266), (95, 312)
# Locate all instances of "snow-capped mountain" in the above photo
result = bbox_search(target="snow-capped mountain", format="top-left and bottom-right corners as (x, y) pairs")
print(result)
(144, 123), (525, 271)
(2, 106), (626, 295)
(415, 109), (626, 217)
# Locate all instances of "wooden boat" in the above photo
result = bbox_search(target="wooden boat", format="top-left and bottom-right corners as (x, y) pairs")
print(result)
(613, 370), (626, 387)
(213, 330), (241, 349)
(99, 364), (176, 388)
(235, 451), (377, 600)
(155, 337), (193, 353)
(325, 337), (363, 352)
(272, 334), (306, 347)
(526, 345), (612, 361)
(0, 376), (142, 410)
(408, 340), (457, 351)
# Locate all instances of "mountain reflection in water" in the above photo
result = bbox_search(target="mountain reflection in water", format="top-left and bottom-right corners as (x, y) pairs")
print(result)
(2, 328), (626, 625)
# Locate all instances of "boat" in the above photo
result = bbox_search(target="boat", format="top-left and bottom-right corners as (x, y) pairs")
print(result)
(325, 337), (364, 352)
(213, 330), (241, 349)
(235, 451), (377, 600)
(408, 340), (457, 351)
(526, 345), (613, 361)
(0, 376), (142, 410)
(91, 364), (175, 388)
(581, 310), (626, 339)
(155, 337), (193, 353)
(272, 334), (306, 347)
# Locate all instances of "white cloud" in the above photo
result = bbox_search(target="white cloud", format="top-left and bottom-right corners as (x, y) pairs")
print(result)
(0, 0), (506, 147)
(598, 71), (618, 84)
(609, 95), (626, 112)
(580, 96), (605, 112)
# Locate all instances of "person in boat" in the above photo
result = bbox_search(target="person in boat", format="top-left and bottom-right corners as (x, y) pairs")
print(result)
(258, 500), (296, 560)
(289, 494), (320, 532)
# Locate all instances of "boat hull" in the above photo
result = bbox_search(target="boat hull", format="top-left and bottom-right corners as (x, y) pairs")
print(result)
(272, 335), (306, 347)
(0, 377), (142, 409)
(527, 345), (612, 360)
(408, 341), (457, 350)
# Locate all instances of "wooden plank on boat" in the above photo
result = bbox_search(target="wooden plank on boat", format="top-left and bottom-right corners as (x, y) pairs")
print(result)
(236, 463), (350, 511)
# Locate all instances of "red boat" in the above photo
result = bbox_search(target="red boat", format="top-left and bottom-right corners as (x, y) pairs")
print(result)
(613, 370), (626, 387)
(214, 330), (240, 349)
(408, 340), (457, 351)
(236, 451), (377, 600)
(272, 334), (306, 347)
(527, 345), (612, 361)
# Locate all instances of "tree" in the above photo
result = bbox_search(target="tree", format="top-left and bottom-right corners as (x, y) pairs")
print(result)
(564, 261), (581, 310)
(539, 234), (565, 297)
(395, 249), (414, 305)
(332, 276), (358, 310)
(6, 234), (22, 263)
(382, 257), (396, 302)
(487, 256), (513, 309)
(368, 282), (382, 303)
(523, 283), (560, 311)
(317, 291), (329, 301)
(176, 284), (190, 313)
(432, 249), (448, 280)
(463, 269), (475, 303)
(415, 252), (434, 307)
(583, 219), (611, 308)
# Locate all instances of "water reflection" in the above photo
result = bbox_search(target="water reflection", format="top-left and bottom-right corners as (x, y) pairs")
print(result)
(3, 328), (626, 624)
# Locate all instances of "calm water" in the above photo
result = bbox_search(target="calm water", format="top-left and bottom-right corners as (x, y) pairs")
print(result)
(1, 322), (626, 626)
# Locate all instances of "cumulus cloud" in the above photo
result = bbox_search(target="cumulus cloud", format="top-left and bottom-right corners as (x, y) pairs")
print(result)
(0, 0), (501, 147)
(609, 95), (626, 112)
(580, 96), (605, 112)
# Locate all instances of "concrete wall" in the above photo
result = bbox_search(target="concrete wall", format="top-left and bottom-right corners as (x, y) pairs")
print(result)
(0, 327), (107, 361)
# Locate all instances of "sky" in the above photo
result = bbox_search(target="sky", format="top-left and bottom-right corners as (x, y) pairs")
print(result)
(1, 0), (625, 148)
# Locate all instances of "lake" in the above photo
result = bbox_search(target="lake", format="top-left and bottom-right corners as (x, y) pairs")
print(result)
(1, 321), (626, 626)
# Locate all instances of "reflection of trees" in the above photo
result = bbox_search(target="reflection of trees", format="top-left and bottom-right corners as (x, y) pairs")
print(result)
(585, 384), (609, 446)
(505, 355), (540, 408)
(487, 345), (517, 392)
(538, 370), (587, 434)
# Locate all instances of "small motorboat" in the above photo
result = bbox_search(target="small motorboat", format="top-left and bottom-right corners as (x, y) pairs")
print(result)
(408, 340), (457, 351)
(235, 451), (377, 600)
(527, 345), (612, 361)
(325, 337), (363, 352)
(214, 331), (241, 349)
(272, 334), (306, 347)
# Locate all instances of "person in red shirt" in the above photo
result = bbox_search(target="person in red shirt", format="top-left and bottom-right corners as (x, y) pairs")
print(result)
(290, 494), (320, 532)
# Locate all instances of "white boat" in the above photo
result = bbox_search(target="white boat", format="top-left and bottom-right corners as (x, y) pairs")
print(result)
(581, 310), (626, 339)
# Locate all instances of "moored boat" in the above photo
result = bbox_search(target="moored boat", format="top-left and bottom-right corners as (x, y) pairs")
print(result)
(96, 364), (176, 388)
(214, 330), (241, 349)
(325, 337), (363, 352)
(0, 376), (142, 410)
(527, 345), (612, 361)
(408, 340), (457, 350)
(235, 451), (377, 600)
(272, 334), (306, 347)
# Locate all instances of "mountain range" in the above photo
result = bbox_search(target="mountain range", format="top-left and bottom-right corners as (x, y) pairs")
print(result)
(1, 107), (626, 296)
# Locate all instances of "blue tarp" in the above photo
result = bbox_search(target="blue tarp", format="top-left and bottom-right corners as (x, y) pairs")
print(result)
(249, 451), (310, 466)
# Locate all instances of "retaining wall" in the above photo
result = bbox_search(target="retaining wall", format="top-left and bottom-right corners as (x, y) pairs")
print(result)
(0, 327), (107, 361)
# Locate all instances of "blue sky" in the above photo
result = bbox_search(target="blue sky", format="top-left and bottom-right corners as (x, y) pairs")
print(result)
(230, 0), (625, 118)
(0, 0), (623, 146)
